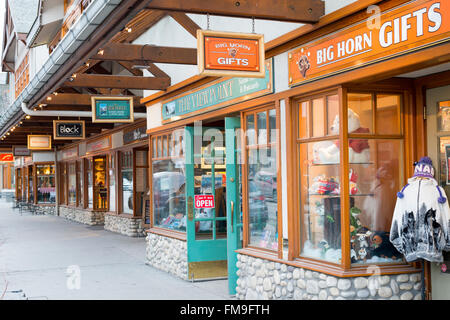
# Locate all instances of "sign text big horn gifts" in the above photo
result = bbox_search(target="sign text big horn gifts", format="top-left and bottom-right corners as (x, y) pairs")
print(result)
(288, 0), (450, 86)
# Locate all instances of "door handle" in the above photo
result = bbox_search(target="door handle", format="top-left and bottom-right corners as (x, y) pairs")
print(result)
(230, 200), (234, 233)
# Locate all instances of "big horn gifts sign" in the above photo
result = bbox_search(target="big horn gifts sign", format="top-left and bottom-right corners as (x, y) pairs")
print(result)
(288, 0), (450, 86)
(197, 29), (265, 78)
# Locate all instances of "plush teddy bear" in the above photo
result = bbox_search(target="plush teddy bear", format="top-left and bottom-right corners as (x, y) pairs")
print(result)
(314, 109), (371, 164)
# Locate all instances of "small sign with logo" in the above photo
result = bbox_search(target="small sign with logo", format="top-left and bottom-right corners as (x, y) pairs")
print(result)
(28, 135), (52, 150)
(92, 96), (134, 123)
(123, 126), (148, 144)
(53, 120), (85, 140)
(197, 29), (265, 78)
(0, 153), (14, 162)
(194, 195), (215, 209)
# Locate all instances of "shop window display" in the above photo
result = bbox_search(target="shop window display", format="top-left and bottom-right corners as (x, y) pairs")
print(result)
(109, 155), (115, 212)
(68, 163), (76, 205)
(28, 166), (34, 203)
(36, 164), (56, 203)
(121, 151), (133, 214)
(245, 108), (278, 251)
(93, 157), (107, 210)
(135, 150), (149, 217)
(152, 130), (186, 232)
(298, 92), (404, 265)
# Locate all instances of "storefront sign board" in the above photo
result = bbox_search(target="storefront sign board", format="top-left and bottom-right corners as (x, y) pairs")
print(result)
(195, 195), (215, 209)
(53, 120), (85, 140)
(162, 59), (273, 122)
(86, 136), (111, 154)
(0, 153), (14, 162)
(197, 30), (265, 78)
(288, 0), (450, 87)
(28, 135), (52, 150)
(13, 146), (31, 156)
(91, 97), (134, 123)
(123, 126), (148, 144)
(61, 146), (78, 160)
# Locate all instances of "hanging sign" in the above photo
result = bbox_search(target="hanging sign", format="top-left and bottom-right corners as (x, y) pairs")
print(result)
(123, 126), (148, 144)
(53, 120), (85, 140)
(61, 146), (78, 160)
(13, 146), (31, 156)
(194, 195), (215, 209)
(27, 135), (52, 150)
(162, 59), (273, 122)
(197, 29), (265, 78)
(288, 0), (450, 87)
(0, 153), (14, 162)
(91, 96), (134, 123)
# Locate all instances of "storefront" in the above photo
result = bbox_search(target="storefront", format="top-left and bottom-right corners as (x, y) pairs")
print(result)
(57, 120), (149, 236)
(14, 153), (56, 214)
(143, 0), (450, 300)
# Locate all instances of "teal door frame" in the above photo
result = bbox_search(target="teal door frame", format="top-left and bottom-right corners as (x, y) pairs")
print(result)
(225, 117), (242, 295)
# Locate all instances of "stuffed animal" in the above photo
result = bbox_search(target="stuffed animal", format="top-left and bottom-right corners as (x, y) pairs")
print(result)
(313, 109), (371, 164)
(371, 231), (402, 260)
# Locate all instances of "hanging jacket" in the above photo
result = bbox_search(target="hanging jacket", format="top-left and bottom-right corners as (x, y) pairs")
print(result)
(390, 176), (450, 262)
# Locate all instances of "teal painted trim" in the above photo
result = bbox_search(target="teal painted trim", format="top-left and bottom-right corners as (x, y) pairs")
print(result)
(225, 116), (241, 296)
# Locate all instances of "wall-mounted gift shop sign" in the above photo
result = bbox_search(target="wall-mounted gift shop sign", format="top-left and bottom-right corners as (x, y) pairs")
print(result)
(0, 153), (14, 162)
(288, 0), (450, 87)
(91, 96), (134, 123)
(197, 29), (265, 78)
(28, 135), (52, 150)
(162, 59), (273, 122)
(53, 120), (85, 140)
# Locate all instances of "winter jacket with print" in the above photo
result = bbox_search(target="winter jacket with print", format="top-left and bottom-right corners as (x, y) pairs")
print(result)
(390, 177), (450, 262)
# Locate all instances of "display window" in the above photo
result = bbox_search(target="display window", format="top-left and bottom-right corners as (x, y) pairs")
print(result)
(68, 162), (76, 205)
(16, 168), (22, 201)
(87, 158), (93, 209)
(28, 165), (34, 203)
(295, 89), (406, 268)
(109, 154), (116, 212)
(36, 164), (56, 204)
(243, 106), (279, 252)
(120, 151), (133, 214)
(151, 129), (186, 232)
(93, 156), (108, 210)
(135, 149), (149, 217)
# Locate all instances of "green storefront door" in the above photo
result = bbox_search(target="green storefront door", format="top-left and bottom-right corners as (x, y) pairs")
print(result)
(185, 119), (243, 294)
(185, 125), (228, 280)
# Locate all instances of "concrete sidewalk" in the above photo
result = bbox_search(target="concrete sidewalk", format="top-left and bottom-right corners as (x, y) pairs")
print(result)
(0, 200), (231, 300)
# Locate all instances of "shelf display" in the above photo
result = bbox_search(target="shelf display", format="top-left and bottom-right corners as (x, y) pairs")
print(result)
(298, 91), (405, 265)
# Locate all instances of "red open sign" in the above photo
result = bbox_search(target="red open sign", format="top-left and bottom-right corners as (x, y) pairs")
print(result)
(195, 195), (215, 209)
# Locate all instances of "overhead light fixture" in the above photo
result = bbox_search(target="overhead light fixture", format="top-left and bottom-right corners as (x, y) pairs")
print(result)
(47, 96), (52, 101)
(126, 27), (132, 33)
(25, 115), (31, 119)
(97, 49), (104, 55)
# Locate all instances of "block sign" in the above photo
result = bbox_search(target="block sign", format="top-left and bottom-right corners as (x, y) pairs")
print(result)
(194, 195), (215, 209)
(53, 120), (85, 140)
(0, 153), (14, 162)
(197, 29), (265, 78)
(288, 0), (450, 87)
(91, 96), (134, 123)
(28, 135), (52, 150)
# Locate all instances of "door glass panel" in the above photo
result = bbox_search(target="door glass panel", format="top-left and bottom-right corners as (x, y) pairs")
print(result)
(109, 155), (115, 212)
(121, 151), (133, 214)
(327, 95), (339, 135)
(299, 101), (309, 139)
(257, 111), (267, 145)
(94, 157), (107, 210)
(269, 109), (277, 143)
(312, 98), (325, 137)
(246, 115), (256, 146)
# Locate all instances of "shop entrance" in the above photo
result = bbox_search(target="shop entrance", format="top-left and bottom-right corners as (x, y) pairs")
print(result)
(425, 84), (450, 300)
(185, 117), (243, 294)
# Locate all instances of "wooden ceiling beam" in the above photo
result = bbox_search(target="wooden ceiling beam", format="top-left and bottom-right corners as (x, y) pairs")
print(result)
(64, 74), (171, 90)
(146, 0), (324, 23)
(92, 43), (197, 65)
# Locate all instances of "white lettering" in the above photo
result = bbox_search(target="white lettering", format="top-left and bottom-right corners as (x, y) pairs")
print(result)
(428, 2), (441, 33)
(379, 21), (393, 48)
(401, 14), (411, 42)
(413, 8), (427, 37)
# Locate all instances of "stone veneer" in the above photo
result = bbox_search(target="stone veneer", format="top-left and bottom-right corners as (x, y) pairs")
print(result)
(59, 206), (104, 225)
(236, 254), (423, 300)
(34, 204), (56, 216)
(104, 214), (146, 237)
(145, 232), (188, 280)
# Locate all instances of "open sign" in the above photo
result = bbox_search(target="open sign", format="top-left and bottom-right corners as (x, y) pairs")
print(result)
(195, 195), (215, 209)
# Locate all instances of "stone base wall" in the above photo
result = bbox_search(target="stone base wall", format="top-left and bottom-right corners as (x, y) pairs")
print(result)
(34, 205), (56, 216)
(60, 206), (104, 225)
(146, 233), (188, 280)
(104, 214), (145, 237)
(236, 254), (423, 300)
